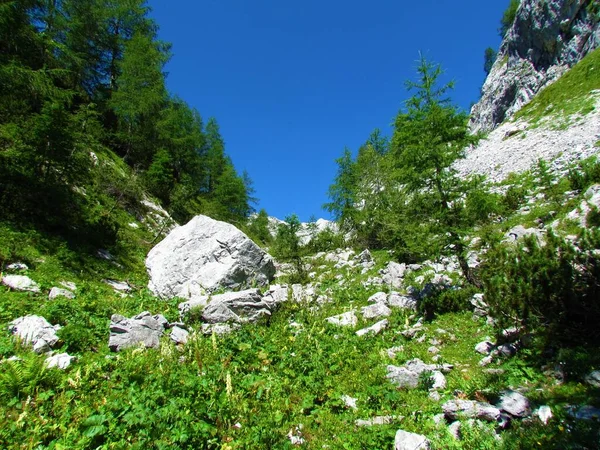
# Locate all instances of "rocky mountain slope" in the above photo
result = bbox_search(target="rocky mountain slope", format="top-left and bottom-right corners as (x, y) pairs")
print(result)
(470, 0), (600, 133)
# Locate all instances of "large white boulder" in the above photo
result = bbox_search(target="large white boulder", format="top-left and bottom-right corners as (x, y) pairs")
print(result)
(8, 315), (61, 353)
(146, 215), (275, 299)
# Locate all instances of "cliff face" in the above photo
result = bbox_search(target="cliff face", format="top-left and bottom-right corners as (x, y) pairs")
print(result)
(469, 0), (600, 133)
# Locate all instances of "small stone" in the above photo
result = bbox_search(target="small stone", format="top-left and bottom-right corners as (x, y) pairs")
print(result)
(475, 341), (495, 355)
(361, 302), (392, 319)
(326, 311), (358, 327)
(535, 406), (553, 425)
(355, 416), (400, 427)
(6, 263), (28, 271)
(387, 346), (404, 359)
(428, 346), (440, 354)
(170, 326), (189, 345)
(448, 421), (461, 440)
(45, 353), (75, 370)
(497, 390), (531, 418)
(394, 430), (430, 450)
(341, 395), (358, 411)
(356, 319), (389, 337)
(48, 287), (75, 300)
(2, 275), (40, 293)
(429, 391), (441, 401)
(585, 370), (600, 388)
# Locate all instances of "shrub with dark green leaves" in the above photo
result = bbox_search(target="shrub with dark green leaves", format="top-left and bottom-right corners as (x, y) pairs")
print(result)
(481, 230), (600, 345)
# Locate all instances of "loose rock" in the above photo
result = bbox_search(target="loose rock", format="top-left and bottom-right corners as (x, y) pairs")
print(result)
(9, 315), (60, 353)
(394, 430), (430, 450)
(2, 275), (40, 293)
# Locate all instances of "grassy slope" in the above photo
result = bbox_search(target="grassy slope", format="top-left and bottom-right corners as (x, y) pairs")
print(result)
(515, 47), (600, 127)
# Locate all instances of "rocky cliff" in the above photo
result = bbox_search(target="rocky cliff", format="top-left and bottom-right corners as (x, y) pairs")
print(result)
(470, 0), (600, 133)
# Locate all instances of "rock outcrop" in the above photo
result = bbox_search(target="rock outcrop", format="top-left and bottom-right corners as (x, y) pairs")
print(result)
(470, 0), (600, 133)
(146, 215), (275, 300)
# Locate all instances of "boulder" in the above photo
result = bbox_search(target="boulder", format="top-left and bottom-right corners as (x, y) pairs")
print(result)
(6, 263), (28, 271)
(8, 315), (60, 353)
(108, 312), (167, 352)
(394, 430), (430, 450)
(2, 275), (40, 293)
(497, 390), (531, 418)
(200, 289), (272, 324)
(48, 287), (75, 300)
(442, 400), (501, 422)
(146, 215), (275, 299)
(262, 284), (289, 308)
(367, 291), (388, 304)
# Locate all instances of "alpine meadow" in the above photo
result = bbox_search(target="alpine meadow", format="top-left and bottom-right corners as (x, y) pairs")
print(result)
(1, 1), (600, 449)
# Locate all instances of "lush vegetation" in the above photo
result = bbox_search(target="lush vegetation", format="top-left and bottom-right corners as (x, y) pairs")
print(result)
(0, 0), (254, 243)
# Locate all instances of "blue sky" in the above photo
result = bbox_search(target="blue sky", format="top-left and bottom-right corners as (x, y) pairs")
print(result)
(149, 0), (508, 221)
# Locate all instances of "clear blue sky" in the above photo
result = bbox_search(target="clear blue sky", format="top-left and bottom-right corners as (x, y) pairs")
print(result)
(148, 0), (508, 222)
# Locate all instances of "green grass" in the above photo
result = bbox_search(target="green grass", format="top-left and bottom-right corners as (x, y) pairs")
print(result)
(515, 47), (600, 126)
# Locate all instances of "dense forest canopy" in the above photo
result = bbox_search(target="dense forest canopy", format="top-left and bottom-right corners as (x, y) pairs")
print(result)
(0, 0), (254, 242)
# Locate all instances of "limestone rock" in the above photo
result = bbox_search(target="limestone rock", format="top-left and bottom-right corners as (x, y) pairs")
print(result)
(394, 430), (430, 450)
(367, 291), (388, 304)
(146, 215), (275, 300)
(6, 263), (28, 271)
(361, 302), (392, 319)
(355, 416), (399, 427)
(356, 319), (389, 337)
(178, 295), (210, 318)
(387, 293), (417, 310)
(469, 0), (600, 133)
(443, 399), (501, 422)
(49, 287), (75, 300)
(380, 262), (406, 289)
(475, 341), (495, 355)
(497, 390), (531, 418)
(108, 312), (167, 351)
(170, 326), (189, 345)
(568, 405), (600, 421)
(262, 284), (289, 308)
(325, 311), (358, 327)
(585, 370), (600, 388)
(2, 275), (40, 293)
(201, 323), (239, 335)
(535, 405), (553, 425)
(45, 353), (75, 370)
(8, 315), (61, 353)
(201, 289), (272, 324)
(103, 279), (132, 293)
(387, 359), (450, 389)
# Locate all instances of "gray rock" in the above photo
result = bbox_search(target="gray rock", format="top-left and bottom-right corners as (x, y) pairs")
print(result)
(170, 326), (189, 345)
(535, 405), (553, 425)
(6, 263), (28, 271)
(356, 249), (373, 263)
(355, 415), (400, 427)
(45, 353), (74, 370)
(505, 225), (544, 243)
(448, 421), (461, 440)
(475, 341), (495, 355)
(470, 0), (600, 133)
(108, 313), (167, 351)
(201, 289), (272, 324)
(103, 279), (132, 293)
(59, 281), (77, 291)
(356, 319), (389, 337)
(430, 371), (447, 390)
(585, 370), (600, 388)
(361, 302), (392, 319)
(201, 323), (239, 335)
(497, 343), (518, 357)
(48, 287), (75, 300)
(178, 295), (210, 317)
(367, 291), (388, 304)
(380, 262), (406, 289)
(387, 292), (417, 310)
(8, 315), (60, 353)
(394, 430), (430, 450)
(2, 275), (40, 293)
(325, 311), (358, 327)
(443, 400), (502, 422)
(497, 390), (531, 417)
(341, 394), (358, 411)
(387, 346), (405, 359)
(387, 359), (450, 389)
(568, 405), (600, 421)
(146, 215), (275, 300)
(262, 284), (289, 308)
